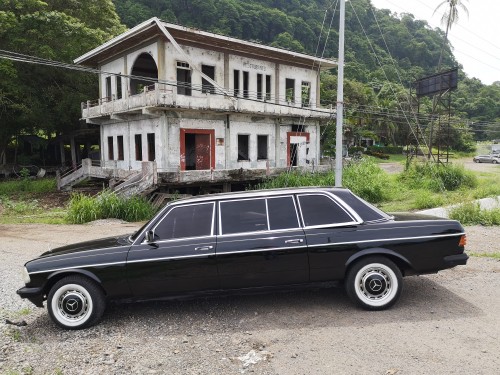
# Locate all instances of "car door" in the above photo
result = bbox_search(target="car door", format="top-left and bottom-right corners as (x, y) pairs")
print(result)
(126, 201), (219, 298)
(297, 193), (363, 281)
(216, 195), (309, 289)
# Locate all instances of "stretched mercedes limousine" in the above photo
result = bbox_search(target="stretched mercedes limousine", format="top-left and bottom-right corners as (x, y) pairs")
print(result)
(18, 187), (468, 329)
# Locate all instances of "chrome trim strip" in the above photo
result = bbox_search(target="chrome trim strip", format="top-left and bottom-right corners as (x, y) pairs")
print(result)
(29, 261), (127, 275)
(307, 232), (465, 248)
(216, 245), (308, 256)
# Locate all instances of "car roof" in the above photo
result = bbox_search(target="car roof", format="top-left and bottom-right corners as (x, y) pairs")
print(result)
(170, 186), (352, 205)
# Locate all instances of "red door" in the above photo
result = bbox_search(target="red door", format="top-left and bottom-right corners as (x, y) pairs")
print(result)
(195, 134), (211, 170)
(180, 129), (215, 171)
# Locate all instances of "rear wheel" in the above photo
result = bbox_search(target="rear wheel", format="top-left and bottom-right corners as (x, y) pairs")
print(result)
(47, 275), (105, 330)
(493, 160), (498, 164)
(345, 256), (403, 310)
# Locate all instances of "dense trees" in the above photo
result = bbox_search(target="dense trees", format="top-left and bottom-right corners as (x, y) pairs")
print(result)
(0, 0), (125, 163)
(1, 0), (498, 165)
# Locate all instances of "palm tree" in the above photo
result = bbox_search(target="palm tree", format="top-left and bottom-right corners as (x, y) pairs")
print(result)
(434, 0), (469, 71)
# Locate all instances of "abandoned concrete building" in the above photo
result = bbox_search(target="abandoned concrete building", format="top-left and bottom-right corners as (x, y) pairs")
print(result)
(60, 17), (336, 196)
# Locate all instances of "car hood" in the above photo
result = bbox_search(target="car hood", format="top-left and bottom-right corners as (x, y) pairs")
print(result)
(39, 235), (131, 258)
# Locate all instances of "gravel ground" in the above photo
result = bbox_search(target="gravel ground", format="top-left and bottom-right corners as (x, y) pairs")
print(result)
(1, 222), (499, 374)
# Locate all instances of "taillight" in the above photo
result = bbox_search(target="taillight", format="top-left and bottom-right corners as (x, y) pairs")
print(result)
(459, 235), (467, 247)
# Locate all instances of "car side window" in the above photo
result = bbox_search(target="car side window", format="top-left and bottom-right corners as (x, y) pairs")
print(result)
(298, 194), (353, 227)
(267, 196), (300, 230)
(154, 203), (214, 240)
(220, 199), (268, 235)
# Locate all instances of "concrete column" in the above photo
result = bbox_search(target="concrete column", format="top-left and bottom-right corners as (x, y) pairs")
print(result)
(275, 63), (280, 104)
(275, 121), (281, 167)
(70, 137), (77, 168)
(59, 140), (66, 166)
(158, 39), (166, 86)
(316, 71), (321, 108)
(224, 53), (229, 90)
(225, 114), (230, 169)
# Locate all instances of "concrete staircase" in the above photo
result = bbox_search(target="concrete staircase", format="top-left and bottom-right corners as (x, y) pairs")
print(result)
(57, 159), (157, 196)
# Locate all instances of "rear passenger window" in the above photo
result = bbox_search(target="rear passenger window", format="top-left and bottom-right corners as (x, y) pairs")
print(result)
(267, 196), (299, 230)
(220, 199), (268, 234)
(298, 194), (353, 226)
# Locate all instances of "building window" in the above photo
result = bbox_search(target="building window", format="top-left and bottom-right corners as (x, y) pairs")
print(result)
(237, 134), (249, 161)
(107, 136), (114, 160)
(301, 81), (311, 107)
(257, 135), (268, 160)
(105, 76), (112, 101)
(233, 69), (240, 97)
(243, 71), (249, 98)
(135, 134), (143, 161)
(257, 73), (263, 100)
(116, 75), (122, 100)
(265, 74), (271, 101)
(176, 62), (192, 96)
(201, 65), (215, 94)
(117, 135), (124, 160)
(147, 133), (155, 161)
(286, 78), (295, 103)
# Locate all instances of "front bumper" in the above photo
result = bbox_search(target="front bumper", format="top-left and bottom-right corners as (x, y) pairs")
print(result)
(443, 253), (469, 268)
(17, 286), (45, 307)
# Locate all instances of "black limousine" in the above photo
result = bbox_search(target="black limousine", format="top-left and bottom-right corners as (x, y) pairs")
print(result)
(18, 187), (468, 329)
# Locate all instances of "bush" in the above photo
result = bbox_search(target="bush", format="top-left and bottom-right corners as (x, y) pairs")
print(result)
(449, 202), (500, 226)
(365, 150), (390, 159)
(255, 158), (392, 203)
(368, 146), (403, 154)
(67, 191), (156, 224)
(399, 161), (477, 192)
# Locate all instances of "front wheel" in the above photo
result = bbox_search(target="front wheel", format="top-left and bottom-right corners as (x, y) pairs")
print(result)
(47, 275), (105, 330)
(345, 256), (403, 310)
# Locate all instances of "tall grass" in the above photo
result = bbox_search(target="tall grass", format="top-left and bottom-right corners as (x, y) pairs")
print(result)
(0, 178), (56, 194)
(399, 161), (477, 192)
(66, 190), (156, 224)
(255, 158), (393, 203)
(449, 202), (500, 226)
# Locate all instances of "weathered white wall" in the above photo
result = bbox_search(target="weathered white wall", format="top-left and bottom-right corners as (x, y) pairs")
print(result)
(165, 44), (224, 96)
(100, 57), (126, 100)
(278, 65), (318, 106)
(101, 117), (164, 170)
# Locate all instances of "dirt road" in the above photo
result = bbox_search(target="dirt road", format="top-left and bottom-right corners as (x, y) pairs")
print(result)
(1, 222), (499, 374)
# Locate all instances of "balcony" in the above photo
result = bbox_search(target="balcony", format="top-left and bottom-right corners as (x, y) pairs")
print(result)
(82, 84), (334, 122)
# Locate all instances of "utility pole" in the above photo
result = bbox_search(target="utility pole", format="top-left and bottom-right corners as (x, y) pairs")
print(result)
(335, 0), (345, 187)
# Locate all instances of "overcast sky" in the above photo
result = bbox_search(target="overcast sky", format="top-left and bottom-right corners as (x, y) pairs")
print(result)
(369, 0), (500, 85)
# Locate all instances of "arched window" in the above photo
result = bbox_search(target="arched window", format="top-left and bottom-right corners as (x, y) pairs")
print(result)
(130, 53), (158, 95)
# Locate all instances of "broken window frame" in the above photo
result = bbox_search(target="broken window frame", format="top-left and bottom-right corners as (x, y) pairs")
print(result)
(147, 133), (155, 161)
(201, 65), (215, 94)
(257, 135), (268, 160)
(285, 78), (295, 104)
(237, 134), (250, 161)
(176, 61), (192, 96)
(135, 134), (143, 161)
(107, 136), (114, 160)
(117, 135), (124, 160)
(301, 81), (311, 108)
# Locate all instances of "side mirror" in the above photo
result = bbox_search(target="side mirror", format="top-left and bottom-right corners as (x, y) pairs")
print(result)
(145, 230), (154, 243)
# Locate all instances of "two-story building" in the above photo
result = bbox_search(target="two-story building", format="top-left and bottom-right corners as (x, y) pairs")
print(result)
(67, 17), (336, 194)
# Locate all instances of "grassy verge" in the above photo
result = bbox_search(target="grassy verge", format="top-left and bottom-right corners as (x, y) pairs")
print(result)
(0, 195), (67, 224)
(66, 190), (156, 224)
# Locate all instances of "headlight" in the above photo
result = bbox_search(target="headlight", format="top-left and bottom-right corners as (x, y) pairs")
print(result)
(22, 267), (31, 284)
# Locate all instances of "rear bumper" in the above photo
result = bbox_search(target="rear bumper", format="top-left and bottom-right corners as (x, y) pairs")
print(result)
(17, 286), (45, 307)
(443, 253), (469, 268)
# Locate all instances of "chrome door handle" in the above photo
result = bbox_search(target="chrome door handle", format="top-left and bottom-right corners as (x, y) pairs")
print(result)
(285, 239), (304, 244)
(194, 246), (213, 251)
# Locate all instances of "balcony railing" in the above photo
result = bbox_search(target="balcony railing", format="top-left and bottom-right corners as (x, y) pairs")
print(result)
(82, 83), (334, 120)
